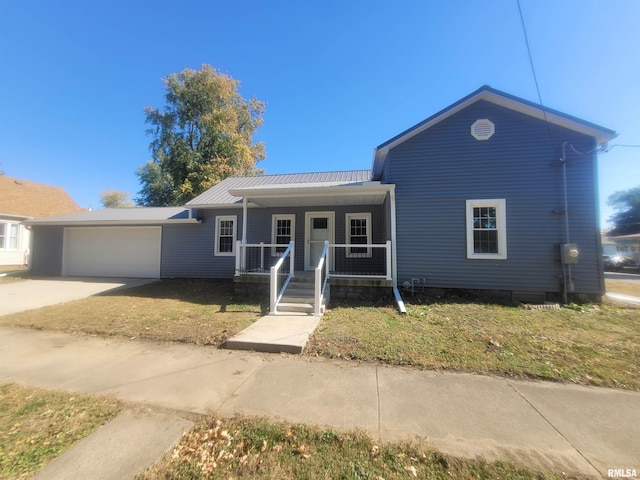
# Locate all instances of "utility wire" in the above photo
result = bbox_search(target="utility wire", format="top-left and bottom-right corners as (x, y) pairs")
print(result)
(517, 0), (554, 144)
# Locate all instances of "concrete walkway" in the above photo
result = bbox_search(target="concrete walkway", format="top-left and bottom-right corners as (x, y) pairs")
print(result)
(1, 326), (638, 479)
(0, 277), (155, 316)
(225, 314), (322, 353)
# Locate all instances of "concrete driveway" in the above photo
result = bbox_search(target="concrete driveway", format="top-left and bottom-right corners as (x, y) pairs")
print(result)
(0, 277), (155, 316)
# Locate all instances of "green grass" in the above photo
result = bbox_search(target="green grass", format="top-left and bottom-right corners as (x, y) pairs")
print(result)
(307, 297), (640, 390)
(138, 416), (575, 480)
(0, 384), (121, 480)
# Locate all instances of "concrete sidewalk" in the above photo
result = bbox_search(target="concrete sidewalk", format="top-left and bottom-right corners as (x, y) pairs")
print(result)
(1, 326), (638, 479)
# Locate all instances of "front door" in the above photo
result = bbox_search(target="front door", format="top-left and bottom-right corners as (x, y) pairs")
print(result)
(305, 212), (334, 270)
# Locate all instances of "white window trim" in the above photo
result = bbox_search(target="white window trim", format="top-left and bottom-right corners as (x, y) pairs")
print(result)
(215, 215), (237, 256)
(345, 212), (372, 258)
(271, 214), (296, 256)
(466, 199), (507, 260)
(0, 222), (20, 251)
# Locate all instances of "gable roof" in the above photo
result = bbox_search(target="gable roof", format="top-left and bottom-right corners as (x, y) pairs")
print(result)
(0, 175), (83, 219)
(186, 170), (374, 207)
(372, 85), (618, 179)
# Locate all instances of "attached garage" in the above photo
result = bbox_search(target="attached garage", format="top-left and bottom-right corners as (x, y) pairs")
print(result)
(63, 226), (161, 278)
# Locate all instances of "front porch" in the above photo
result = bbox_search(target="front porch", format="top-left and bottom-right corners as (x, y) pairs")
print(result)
(234, 241), (399, 316)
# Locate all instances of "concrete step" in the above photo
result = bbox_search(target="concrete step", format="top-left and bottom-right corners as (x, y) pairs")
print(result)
(281, 296), (315, 304)
(277, 302), (315, 314)
(224, 315), (322, 354)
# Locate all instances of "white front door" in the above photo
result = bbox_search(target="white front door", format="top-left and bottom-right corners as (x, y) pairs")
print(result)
(305, 212), (334, 270)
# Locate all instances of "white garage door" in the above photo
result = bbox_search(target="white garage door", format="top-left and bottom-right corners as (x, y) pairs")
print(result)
(63, 227), (161, 278)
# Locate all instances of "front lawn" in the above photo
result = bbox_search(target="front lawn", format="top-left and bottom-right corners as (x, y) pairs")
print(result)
(1, 278), (638, 390)
(0, 279), (264, 345)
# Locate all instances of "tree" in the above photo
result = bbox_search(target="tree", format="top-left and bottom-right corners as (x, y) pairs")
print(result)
(608, 186), (640, 236)
(136, 65), (266, 206)
(101, 189), (133, 208)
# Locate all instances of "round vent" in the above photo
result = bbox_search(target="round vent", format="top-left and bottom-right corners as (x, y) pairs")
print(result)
(471, 119), (495, 140)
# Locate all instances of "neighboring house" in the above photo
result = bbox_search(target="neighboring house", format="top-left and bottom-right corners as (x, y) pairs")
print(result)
(611, 233), (640, 265)
(601, 234), (618, 257)
(0, 175), (82, 267)
(25, 86), (616, 310)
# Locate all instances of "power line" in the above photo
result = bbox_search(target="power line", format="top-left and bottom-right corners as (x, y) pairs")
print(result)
(517, 0), (554, 144)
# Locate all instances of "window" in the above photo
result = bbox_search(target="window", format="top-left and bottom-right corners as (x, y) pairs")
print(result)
(272, 214), (295, 255)
(466, 200), (507, 259)
(0, 222), (20, 250)
(215, 215), (237, 256)
(346, 213), (371, 258)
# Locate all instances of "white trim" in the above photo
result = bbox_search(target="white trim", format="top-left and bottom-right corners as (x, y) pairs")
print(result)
(271, 214), (296, 256)
(304, 211), (335, 270)
(215, 215), (237, 256)
(466, 199), (507, 260)
(345, 212), (372, 258)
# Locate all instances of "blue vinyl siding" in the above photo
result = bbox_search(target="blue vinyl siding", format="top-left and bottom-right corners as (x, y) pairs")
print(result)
(160, 205), (385, 278)
(386, 100), (602, 294)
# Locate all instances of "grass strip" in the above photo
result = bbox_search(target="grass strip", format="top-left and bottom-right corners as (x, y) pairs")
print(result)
(0, 383), (121, 480)
(138, 415), (580, 479)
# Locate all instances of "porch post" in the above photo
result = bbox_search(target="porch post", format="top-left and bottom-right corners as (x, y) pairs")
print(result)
(235, 240), (242, 275)
(389, 185), (398, 283)
(241, 196), (248, 244)
(385, 240), (392, 280)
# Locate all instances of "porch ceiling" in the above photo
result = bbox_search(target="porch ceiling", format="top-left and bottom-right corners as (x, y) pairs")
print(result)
(228, 183), (392, 207)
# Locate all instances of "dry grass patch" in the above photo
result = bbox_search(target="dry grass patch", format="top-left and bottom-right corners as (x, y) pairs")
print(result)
(0, 279), (264, 345)
(138, 415), (575, 480)
(0, 383), (120, 480)
(307, 298), (640, 391)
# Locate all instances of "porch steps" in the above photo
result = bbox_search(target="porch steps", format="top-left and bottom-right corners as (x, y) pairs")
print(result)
(276, 275), (326, 316)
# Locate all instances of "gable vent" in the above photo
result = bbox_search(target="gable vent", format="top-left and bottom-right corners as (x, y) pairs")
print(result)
(471, 119), (495, 140)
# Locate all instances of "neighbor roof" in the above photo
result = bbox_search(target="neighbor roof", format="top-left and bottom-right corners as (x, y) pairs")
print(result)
(24, 207), (199, 226)
(0, 175), (83, 219)
(372, 85), (618, 179)
(186, 170), (373, 207)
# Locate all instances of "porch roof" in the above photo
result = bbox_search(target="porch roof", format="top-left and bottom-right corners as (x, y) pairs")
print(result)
(186, 170), (391, 208)
(228, 181), (392, 207)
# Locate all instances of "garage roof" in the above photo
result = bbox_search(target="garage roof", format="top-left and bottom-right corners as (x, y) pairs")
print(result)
(23, 207), (200, 226)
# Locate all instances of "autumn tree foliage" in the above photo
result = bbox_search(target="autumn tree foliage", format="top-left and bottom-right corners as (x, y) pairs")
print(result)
(136, 65), (266, 206)
(100, 189), (133, 208)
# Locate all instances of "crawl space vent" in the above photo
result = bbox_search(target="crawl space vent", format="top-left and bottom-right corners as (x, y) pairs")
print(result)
(471, 119), (495, 140)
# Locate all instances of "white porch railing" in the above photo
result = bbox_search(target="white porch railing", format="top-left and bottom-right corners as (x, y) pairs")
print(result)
(269, 241), (295, 314)
(314, 241), (331, 316)
(329, 241), (392, 280)
(235, 241), (286, 275)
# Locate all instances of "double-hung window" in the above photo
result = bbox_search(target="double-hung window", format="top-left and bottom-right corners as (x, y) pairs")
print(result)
(215, 215), (237, 256)
(0, 222), (19, 250)
(272, 214), (295, 255)
(345, 213), (371, 258)
(466, 199), (507, 259)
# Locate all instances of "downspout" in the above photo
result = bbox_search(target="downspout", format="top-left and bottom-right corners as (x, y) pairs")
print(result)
(389, 185), (406, 313)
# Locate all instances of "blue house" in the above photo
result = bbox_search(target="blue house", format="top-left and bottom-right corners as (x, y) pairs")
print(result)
(26, 86), (616, 312)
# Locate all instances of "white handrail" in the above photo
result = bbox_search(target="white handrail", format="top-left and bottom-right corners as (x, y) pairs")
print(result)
(270, 241), (295, 314)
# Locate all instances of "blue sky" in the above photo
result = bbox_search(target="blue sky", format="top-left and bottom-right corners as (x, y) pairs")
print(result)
(1, 0), (638, 227)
